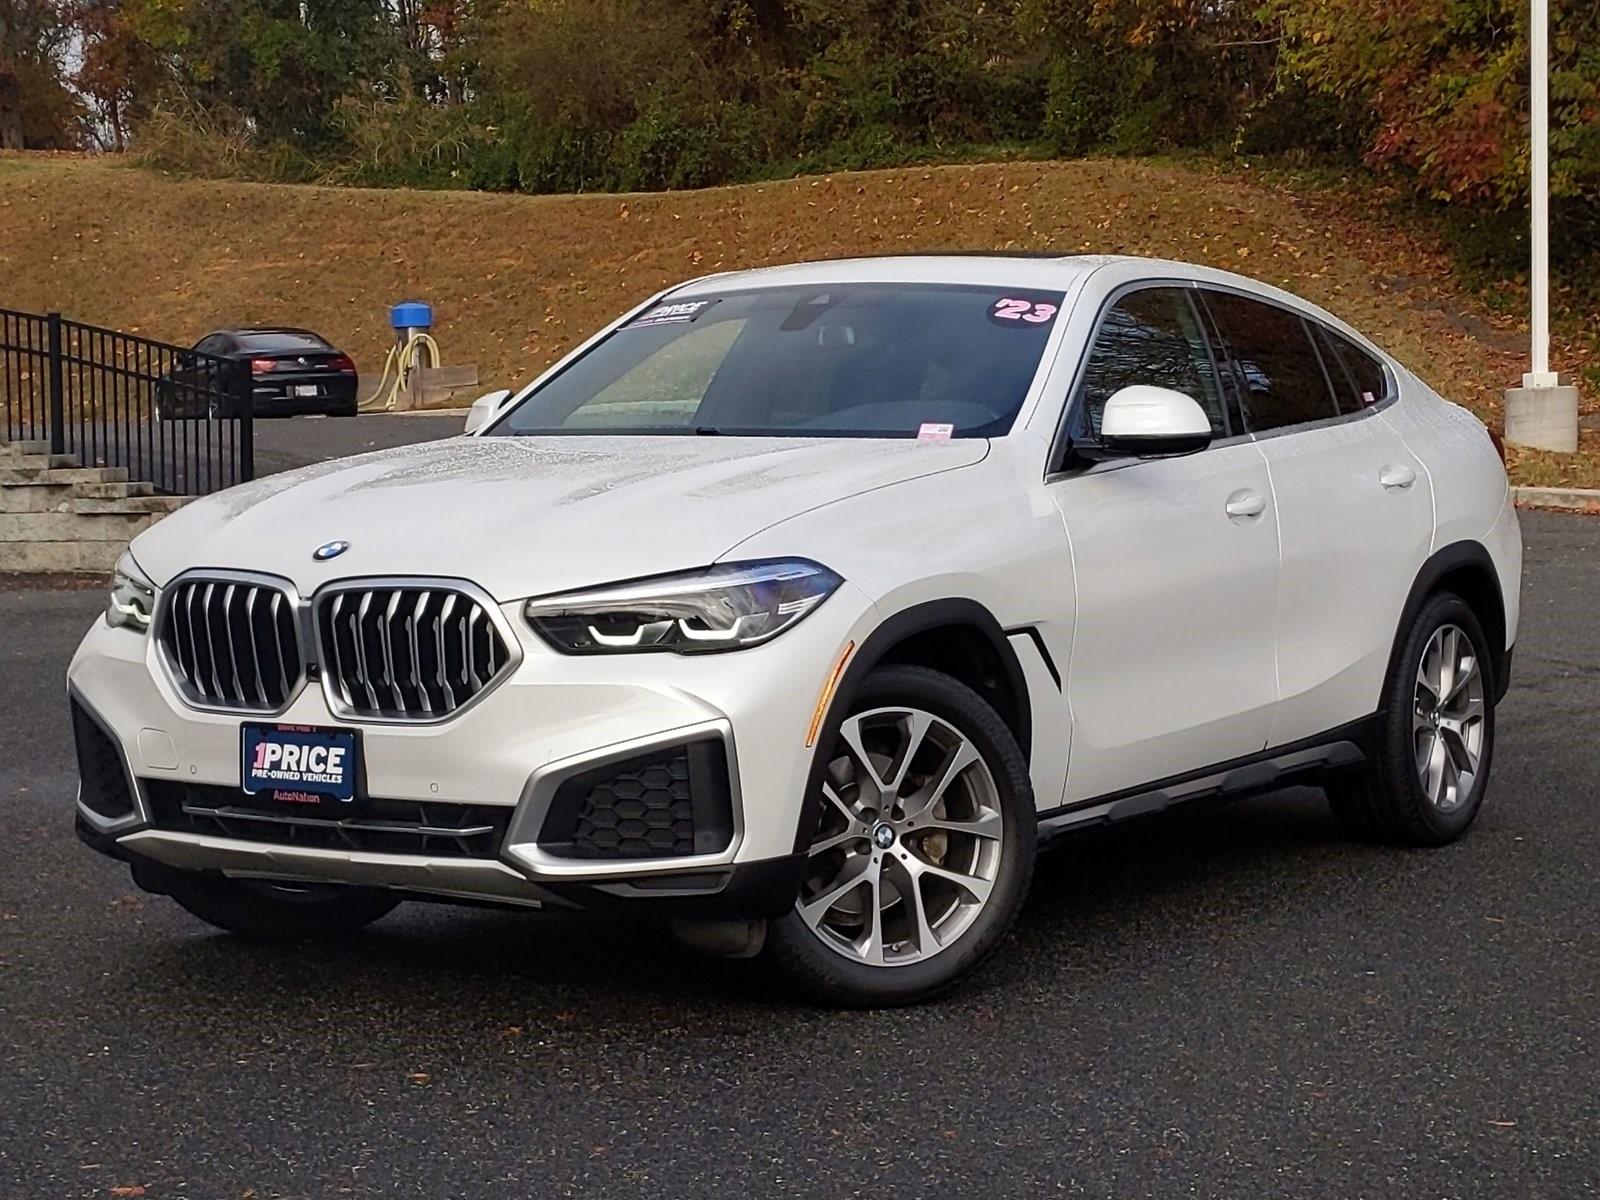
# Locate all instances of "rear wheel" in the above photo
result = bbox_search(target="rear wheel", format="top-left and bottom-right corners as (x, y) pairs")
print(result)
(1328, 592), (1496, 846)
(159, 871), (401, 941)
(766, 665), (1035, 1006)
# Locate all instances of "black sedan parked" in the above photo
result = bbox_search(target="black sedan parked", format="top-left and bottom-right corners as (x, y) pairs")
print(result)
(158, 327), (360, 419)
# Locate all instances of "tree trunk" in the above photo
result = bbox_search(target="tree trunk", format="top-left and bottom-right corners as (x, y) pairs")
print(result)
(0, 83), (23, 150)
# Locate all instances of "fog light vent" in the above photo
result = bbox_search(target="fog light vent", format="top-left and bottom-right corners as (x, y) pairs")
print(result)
(71, 700), (137, 821)
(538, 739), (734, 860)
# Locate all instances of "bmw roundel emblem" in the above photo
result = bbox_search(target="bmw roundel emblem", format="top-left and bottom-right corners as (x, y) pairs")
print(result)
(313, 540), (351, 562)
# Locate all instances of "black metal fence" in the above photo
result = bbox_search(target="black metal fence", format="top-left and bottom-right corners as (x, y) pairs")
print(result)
(0, 308), (254, 495)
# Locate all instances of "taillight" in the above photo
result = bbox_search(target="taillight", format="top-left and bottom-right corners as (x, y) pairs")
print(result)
(329, 354), (355, 373)
(250, 358), (278, 375)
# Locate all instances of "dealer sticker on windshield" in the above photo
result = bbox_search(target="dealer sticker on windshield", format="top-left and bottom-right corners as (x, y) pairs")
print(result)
(629, 298), (720, 328)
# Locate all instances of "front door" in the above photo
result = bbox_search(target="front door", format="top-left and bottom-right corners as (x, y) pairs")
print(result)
(1047, 285), (1281, 804)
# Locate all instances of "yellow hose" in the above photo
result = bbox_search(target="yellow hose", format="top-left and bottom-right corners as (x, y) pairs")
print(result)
(359, 332), (443, 413)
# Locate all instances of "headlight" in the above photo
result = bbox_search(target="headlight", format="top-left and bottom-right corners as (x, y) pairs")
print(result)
(524, 559), (842, 654)
(106, 551), (158, 633)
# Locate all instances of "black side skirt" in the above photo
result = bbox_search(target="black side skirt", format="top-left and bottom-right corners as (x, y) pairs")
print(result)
(1036, 715), (1381, 842)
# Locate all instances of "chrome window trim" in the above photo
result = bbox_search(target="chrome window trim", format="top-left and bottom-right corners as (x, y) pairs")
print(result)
(152, 568), (309, 718)
(310, 575), (523, 726)
(501, 719), (745, 880)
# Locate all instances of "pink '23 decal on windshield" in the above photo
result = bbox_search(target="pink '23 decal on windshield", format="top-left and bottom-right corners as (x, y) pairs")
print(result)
(990, 297), (1059, 326)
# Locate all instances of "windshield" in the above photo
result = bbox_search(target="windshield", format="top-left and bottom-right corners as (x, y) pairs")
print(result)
(487, 283), (1064, 439)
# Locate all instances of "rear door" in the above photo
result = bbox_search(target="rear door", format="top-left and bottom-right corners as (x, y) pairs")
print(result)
(1047, 285), (1281, 803)
(1200, 288), (1433, 747)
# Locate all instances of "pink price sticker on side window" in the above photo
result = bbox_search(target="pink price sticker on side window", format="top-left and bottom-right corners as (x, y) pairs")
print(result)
(917, 423), (955, 442)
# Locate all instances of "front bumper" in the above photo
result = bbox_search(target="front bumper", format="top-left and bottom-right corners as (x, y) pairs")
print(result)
(67, 580), (875, 917)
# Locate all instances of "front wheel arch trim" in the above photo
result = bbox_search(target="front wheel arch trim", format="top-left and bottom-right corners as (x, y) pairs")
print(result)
(789, 597), (1032, 854)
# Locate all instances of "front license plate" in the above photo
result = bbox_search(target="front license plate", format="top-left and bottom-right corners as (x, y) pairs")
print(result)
(241, 723), (360, 807)
(294, 384), (319, 398)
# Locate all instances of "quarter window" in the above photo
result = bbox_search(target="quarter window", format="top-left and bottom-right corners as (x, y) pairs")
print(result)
(1075, 288), (1227, 438)
(1315, 324), (1389, 414)
(1203, 291), (1339, 433)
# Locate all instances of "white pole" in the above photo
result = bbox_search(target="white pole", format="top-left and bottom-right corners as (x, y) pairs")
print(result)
(1525, 0), (1558, 387)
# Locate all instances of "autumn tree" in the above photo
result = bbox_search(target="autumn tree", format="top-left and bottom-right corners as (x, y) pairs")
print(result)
(0, 0), (81, 148)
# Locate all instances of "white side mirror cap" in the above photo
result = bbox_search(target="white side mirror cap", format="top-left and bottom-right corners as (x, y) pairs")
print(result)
(1099, 385), (1213, 457)
(464, 389), (513, 436)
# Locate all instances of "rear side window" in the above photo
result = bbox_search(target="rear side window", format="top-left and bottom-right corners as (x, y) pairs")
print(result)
(1075, 287), (1227, 438)
(1203, 291), (1338, 433)
(1315, 325), (1389, 414)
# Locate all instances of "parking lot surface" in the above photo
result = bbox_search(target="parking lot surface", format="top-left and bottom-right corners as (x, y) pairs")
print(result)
(253, 412), (466, 477)
(2, 512), (1597, 1198)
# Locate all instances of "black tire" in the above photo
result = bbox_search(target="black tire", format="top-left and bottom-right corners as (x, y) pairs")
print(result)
(766, 664), (1036, 1007)
(1328, 591), (1496, 847)
(162, 872), (401, 941)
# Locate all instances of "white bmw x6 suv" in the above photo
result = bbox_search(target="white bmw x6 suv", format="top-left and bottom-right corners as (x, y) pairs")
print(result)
(70, 254), (1521, 1005)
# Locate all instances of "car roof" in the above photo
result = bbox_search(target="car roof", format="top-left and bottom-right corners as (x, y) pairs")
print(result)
(670, 253), (1118, 296)
(667, 253), (1381, 353)
(670, 252), (1305, 299)
(214, 327), (325, 338)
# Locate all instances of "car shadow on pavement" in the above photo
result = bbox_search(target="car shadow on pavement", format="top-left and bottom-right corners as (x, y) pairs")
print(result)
(101, 784), (1407, 1023)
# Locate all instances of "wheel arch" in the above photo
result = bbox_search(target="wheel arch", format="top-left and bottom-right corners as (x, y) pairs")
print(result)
(1391, 540), (1510, 702)
(791, 598), (1033, 853)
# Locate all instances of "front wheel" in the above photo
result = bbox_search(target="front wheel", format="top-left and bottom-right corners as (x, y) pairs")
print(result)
(1328, 591), (1496, 846)
(159, 871), (401, 941)
(766, 665), (1036, 1006)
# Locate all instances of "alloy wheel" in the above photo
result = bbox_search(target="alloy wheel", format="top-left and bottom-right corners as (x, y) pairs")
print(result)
(798, 705), (1004, 967)
(1412, 623), (1486, 813)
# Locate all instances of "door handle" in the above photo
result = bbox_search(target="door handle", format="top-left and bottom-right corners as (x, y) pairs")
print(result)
(1380, 465), (1417, 490)
(1225, 488), (1267, 519)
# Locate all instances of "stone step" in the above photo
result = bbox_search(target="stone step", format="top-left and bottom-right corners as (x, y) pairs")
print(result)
(0, 539), (125, 574)
(75, 480), (155, 500)
(2, 453), (80, 470)
(0, 440), (54, 459)
(70, 495), (189, 516)
(0, 465), (130, 485)
(0, 480), (170, 513)
(0, 510), (157, 542)
(0, 483), (76, 513)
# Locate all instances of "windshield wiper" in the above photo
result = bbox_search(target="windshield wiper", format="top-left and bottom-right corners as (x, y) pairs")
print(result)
(692, 426), (723, 436)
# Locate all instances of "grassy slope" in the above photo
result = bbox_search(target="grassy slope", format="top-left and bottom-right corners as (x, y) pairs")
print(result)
(0, 153), (1591, 486)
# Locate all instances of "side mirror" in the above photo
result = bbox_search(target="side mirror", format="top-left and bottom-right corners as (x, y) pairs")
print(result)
(463, 388), (513, 436)
(1097, 385), (1213, 458)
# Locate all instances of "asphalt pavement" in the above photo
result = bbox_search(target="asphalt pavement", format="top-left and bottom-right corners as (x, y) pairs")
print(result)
(253, 412), (467, 477)
(2, 512), (1598, 1198)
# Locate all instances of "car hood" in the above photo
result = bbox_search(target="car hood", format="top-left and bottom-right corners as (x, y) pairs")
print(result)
(131, 434), (988, 600)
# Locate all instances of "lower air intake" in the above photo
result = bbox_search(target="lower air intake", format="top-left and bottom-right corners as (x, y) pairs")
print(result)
(537, 739), (735, 860)
(72, 699), (137, 821)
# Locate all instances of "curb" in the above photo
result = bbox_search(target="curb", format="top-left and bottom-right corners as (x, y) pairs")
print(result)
(1512, 486), (1600, 512)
